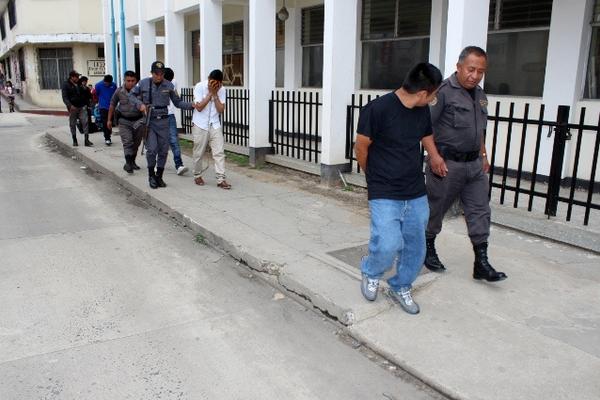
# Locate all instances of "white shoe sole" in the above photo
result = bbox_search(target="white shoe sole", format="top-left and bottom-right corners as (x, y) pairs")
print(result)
(176, 166), (188, 176)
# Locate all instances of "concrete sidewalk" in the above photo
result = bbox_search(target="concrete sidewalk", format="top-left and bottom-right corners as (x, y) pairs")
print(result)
(46, 127), (600, 400)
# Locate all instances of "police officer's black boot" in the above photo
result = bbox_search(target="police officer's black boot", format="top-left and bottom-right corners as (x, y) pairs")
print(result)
(131, 155), (141, 170)
(473, 242), (507, 282)
(72, 134), (78, 147)
(84, 134), (93, 147)
(424, 238), (446, 272)
(155, 167), (167, 188)
(123, 155), (134, 174)
(148, 168), (158, 189)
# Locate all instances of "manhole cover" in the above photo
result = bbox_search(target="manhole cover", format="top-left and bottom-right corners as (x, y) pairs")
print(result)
(327, 244), (431, 276)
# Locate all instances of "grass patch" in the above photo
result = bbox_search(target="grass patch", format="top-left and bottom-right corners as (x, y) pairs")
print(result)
(225, 151), (249, 167)
(195, 233), (206, 245)
(178, 137), (194, 150)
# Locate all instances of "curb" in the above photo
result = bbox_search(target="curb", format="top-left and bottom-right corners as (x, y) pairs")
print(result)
(44, 130), (396, 326)
(44, 130), (463, 400)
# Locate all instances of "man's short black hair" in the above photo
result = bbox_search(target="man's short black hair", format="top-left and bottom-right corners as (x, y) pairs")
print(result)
(79, 76), (88, 83)
(69, 70), (79, 78)
(124, 70), (136, 79)
(103, 74), (113, 83)
(458, 46), (487, 63)
(401, 63), (443, 94)
(208, 69), (223, 82)
(164, 67), (174, 81)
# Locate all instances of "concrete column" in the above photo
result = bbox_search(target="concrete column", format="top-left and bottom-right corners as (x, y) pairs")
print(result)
(248, 0), (276, 166)
(102, 0), (115, 75)
(443, 0), (489, 79)
(429, 0), (448, 75)
(540, 0), (594, 175)
(165, 0), (188, 86)
(283, 6), (302, 90)
(320, 0), (359, 183)
(199, 0), (223, 80)
(125, 28), (136, 72)
(138, 2), (157, 77)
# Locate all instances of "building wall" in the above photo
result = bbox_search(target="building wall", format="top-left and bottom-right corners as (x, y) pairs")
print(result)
(19, 43), (103, 108)
(15, 0), (103, 34)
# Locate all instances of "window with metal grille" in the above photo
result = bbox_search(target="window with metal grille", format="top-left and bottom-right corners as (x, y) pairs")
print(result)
(485, 0), (553, 97)
(222, 21), (244, 86)
(301, 5), (324, 87)
(361, 0), (431, 90)
(7, 0), (16, 29)
(0, 13), (6, 39)
(39, 48), (73, 90)
(585, 0), (600, 98)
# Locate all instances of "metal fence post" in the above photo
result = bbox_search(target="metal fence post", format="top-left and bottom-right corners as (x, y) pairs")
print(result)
(545, 105), (571, 217)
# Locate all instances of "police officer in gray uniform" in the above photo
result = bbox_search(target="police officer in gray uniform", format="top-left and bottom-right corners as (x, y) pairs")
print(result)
(423, 46), (507, 282)
(129, 61), (194, 189)
(107, 70), (144, 174)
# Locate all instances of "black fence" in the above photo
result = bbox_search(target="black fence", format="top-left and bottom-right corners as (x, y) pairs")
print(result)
(345, 95), (600, 226)
(269, 90), (322, 164)
(180, 87), (249, 147)
(346, 93), (380, 173)
(487, 102), (599, 225)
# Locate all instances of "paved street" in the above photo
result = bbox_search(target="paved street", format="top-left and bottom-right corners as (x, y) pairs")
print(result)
(0, 114), (445, 400)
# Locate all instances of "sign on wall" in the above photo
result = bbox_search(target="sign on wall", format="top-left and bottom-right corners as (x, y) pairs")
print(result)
(87, 60), (105, 76)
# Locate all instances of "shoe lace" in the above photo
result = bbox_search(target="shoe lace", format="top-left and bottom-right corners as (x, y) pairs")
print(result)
(367, 278), (379, 292)
(400, 290), (414, 305)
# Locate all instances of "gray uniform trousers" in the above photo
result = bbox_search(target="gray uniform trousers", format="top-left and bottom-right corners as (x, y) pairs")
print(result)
(118, 118), (144, 157)
(68, 106), (88, 136)
(145, 117), (170, 169)
(425, 158), (491, 245)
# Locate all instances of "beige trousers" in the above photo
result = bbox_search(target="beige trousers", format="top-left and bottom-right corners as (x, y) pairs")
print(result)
(192, 124), (226, 182)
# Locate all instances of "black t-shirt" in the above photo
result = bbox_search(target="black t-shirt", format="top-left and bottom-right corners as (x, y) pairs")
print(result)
(357, 92), (432, 200)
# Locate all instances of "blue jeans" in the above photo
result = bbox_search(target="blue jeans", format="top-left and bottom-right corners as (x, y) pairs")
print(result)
(361, 195), (429, 291)
(168, 114), (183, 168)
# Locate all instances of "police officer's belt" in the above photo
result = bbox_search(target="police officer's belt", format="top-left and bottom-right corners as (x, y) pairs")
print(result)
(442, 149), (480, 162)
(120, 114), (143, 121)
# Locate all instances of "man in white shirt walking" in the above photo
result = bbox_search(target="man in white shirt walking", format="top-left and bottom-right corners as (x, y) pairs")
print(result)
(192, 69), (231, 189)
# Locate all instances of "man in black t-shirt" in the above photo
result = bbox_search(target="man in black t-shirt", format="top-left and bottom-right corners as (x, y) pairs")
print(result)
(355, 63), (442, 315)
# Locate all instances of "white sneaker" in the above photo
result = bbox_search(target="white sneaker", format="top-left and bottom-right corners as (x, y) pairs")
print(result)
(176, 165), (188, 176)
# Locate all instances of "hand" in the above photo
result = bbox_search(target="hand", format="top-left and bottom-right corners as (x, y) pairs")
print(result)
(194, 102), (203, 111)
(482, 154), (490, 173)
(139, 104), (147, 114)
(429, 154), (448, 177)
(107, 120), (113, 130)
(70, 105), (78, 113)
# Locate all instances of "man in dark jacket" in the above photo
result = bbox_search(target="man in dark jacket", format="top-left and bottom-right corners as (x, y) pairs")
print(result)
(61, 70), (92, 147)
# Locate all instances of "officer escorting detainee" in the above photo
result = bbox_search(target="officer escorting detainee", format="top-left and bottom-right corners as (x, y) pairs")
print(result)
(423, 46), (507, 283)
(129, 61), (194, 189)
(107, 70), (144, 174)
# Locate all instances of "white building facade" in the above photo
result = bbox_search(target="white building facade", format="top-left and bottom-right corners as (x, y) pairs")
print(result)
(0, 0), (106, 108)
(100, 0), (600, 184)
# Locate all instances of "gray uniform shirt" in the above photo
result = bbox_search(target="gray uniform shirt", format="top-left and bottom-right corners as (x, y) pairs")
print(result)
(129, 77), (193, 115)
(110, 86), (143, 118)
(430, 73), (488, 153)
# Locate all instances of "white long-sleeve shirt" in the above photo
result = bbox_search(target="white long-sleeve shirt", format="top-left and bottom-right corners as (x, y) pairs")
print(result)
(192, 80), (226, 130)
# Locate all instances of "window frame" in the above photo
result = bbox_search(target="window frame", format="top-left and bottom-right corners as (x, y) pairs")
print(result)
(7, 0), (16, 29)
(360, 0), (432, 90)
(0, 13), (6, 40)
(484, 0), (553, 97)
(583, 1), (600, 99)
(38, 47), (73, 90)
(301, 5), (324, 88)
